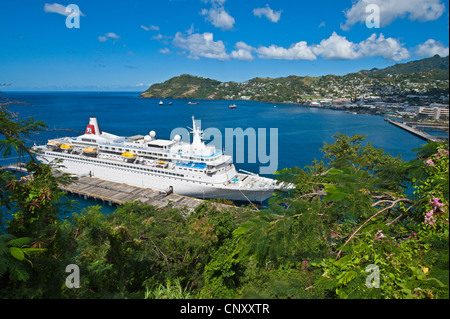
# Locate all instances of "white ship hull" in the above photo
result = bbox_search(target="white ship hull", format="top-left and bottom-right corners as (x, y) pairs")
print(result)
(36, 152), (276, 202)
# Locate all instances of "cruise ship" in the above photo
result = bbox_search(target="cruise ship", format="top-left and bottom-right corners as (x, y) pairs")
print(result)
(32, 117), (289, 202)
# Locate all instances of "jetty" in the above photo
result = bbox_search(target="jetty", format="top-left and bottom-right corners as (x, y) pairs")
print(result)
(60, 176), (214, 213)
(1, 163), (232, 213)
(386, 119), (448, 142)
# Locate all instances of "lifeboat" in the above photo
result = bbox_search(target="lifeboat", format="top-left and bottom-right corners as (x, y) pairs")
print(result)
(60, 144), (73, 150)
(121, 152), (137, 162)
(46, 141), (60, 150)
(83, 147), (97, 156)
(122, 152), (136, 158)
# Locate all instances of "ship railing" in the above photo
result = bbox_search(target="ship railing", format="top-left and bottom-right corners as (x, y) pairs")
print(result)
(239, 169), (259, 177)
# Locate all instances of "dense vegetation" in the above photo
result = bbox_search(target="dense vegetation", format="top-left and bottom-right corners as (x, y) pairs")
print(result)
(140, 55), (449, 103)
(1, 98), (448, 299)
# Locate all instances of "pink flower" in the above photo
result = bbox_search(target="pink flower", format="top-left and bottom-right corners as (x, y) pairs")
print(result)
(375, 230), (386, 241)
(425, 158), (435, 166)
(437, 149), (449, 157)
(424, 210), (436, 226)
(430, 198), (445, 208)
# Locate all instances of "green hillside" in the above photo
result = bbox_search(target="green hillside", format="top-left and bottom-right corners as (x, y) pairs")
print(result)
(140, 56), (449, 102)
(361, 55), (449, 76)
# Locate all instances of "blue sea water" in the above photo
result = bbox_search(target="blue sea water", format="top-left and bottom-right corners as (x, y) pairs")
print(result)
(1, 91), (428, 213)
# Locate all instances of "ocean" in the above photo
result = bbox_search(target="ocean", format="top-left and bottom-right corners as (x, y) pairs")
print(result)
(1, 91), (427, 213)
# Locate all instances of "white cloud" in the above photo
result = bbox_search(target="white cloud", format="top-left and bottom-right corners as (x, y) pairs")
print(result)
(255, 32), (409, 61)
(159, 48), (172, 54)
(312, 32), (410, 61)
(105, 32), (120, 40)
(44, 3), (84, 16)
(98, 32), (120, 42)
(415, 39), (450, 57)
(356, 33), (410, 61)
(201, 0), (235, 30)
(311, 32), (359, 60)
(253, 4), (282, 23)
(341, 0), (445, 30)
(173, 32), (229, 60)
(230, 42), (254, 61)
(257, 41), (317, 60)
(140, 25), (159, 31)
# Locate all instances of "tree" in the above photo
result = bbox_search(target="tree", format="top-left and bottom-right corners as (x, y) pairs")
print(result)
(0, 98), (76, 298)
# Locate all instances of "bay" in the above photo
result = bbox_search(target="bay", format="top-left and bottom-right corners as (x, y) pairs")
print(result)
(1, 91), (427, 212)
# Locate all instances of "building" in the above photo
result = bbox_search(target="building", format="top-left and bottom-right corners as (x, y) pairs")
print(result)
(418, 107), (449, 121)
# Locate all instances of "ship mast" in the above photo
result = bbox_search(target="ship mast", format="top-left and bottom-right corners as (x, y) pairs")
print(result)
(189, 116), (204, 152)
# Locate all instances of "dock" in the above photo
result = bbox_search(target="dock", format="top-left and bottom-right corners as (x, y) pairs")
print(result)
(386, 119), (448, 142)
(1, 163), (233, 213)
(60, 176), (216, 213)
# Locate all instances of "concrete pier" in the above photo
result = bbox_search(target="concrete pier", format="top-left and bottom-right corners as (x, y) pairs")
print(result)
(386, 119), (447, 142)
(1, 163), (233, 213)
(60, 176), (232, 213)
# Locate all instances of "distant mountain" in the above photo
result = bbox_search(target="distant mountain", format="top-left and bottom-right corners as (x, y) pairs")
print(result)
(140, 56), (449, 102)
(360, 55), (449, 76)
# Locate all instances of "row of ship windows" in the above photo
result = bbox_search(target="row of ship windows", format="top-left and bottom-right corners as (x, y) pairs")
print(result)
(47, 153), (185, 177)
(48, 153), (220, 186)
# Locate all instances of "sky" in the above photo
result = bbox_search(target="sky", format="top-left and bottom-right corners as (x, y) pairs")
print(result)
(0, 0), (449, 91)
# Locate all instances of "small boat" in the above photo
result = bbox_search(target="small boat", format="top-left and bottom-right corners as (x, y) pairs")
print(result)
(188, 101), (199, 105)
(159, 101), (164, 105)
(229, 104), (237, 109)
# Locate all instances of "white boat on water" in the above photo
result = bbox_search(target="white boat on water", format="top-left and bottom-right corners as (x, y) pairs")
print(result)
(32, 117), (290, 202)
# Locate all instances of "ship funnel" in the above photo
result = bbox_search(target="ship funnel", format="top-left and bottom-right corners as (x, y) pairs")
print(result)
(85, 117), (101, 136)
